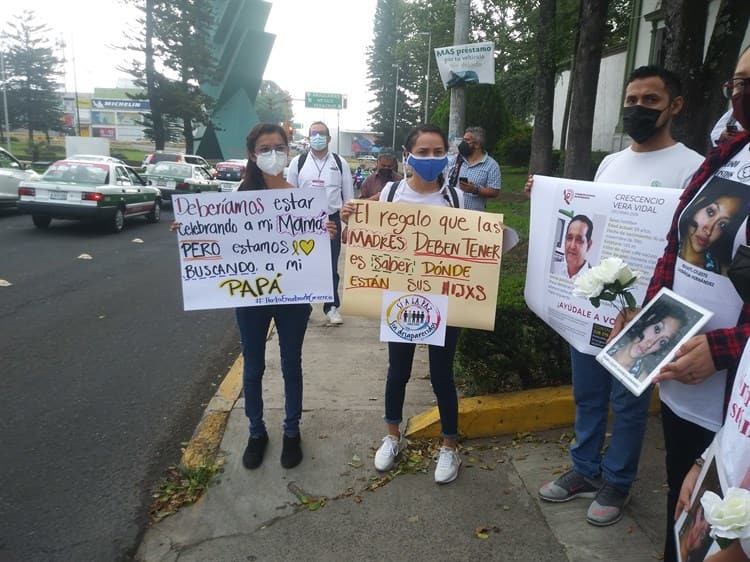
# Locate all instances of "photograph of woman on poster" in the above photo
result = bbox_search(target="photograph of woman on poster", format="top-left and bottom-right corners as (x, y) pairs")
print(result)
(678, 177), (750, 275)
(606, 301), (688, 381)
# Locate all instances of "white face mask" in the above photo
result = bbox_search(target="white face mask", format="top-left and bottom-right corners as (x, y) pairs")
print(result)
(309, 135), (328, 151)
(256, 150), (287, 176)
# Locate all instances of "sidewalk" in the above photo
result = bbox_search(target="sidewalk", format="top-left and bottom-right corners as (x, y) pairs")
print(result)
(136, 311), (667, 562)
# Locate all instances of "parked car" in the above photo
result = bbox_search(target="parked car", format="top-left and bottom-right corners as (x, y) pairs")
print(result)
(17, 159), (162, 232)
(216, 159), (246, 192)
(68, 154), (126, 165)
(0, 147), (40, 209)
(142, 152), (216, 176)
(143, 162), (220, 200)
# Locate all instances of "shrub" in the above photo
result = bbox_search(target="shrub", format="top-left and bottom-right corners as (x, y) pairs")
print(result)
(455, 306), (572, 396)
(496, 124), (532, 168)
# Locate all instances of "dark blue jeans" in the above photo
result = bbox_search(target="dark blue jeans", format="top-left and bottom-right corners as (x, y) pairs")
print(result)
(569, 346), (652, 493)
(384, 327), (461, 438)
(324, 212), (341, 313)
(235, 304), (311, 438)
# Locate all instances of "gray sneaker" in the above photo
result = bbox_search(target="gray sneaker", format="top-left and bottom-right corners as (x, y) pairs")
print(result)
(586, 482), (630, 526)
(539, 468), (602, 503)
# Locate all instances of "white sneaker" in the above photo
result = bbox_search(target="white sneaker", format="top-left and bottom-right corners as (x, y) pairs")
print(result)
(326, 306), (343, 325)
(374, 434), (406, 471)
(434, 446), (462, 484)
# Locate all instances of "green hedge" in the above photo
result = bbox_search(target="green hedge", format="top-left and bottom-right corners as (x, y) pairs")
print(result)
(455, 307), (572, 395)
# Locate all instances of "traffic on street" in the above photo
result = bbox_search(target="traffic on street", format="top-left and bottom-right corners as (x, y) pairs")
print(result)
(0, 207), (239, 560)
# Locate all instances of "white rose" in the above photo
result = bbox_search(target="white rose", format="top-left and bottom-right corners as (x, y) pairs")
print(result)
(592, 257), (625, 285)
(573, 269), (604, 298)
(701, 488), (750, 540)
(615, 264), (641, 287)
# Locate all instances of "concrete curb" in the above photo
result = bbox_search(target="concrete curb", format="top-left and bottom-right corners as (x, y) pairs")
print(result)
(180, 355), (244, 470)
(405, 385), (661, 439)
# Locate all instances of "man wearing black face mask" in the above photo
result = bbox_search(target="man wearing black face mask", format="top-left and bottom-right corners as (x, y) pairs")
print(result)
(538, 66), (704, 531)
(358, 150), (403, 200)
(448, 126), (501, 211)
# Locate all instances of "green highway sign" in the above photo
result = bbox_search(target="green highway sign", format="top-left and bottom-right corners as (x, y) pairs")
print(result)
(305, 91), (343, 109)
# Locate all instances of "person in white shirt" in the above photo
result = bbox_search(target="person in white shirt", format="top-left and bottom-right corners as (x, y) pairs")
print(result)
(341, 124), (465, 485)
(287, 121), (354, 325)
(551, 215), (594, 279)
(534, 66), (704, 535)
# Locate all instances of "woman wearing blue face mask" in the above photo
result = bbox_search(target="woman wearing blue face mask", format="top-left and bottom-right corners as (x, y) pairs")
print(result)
(342, 124), (465, 484)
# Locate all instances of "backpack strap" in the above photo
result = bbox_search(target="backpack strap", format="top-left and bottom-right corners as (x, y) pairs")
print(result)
(332, 153), (343, 174)
(442, 186), (460, 208)
(386, 181), (397, 202)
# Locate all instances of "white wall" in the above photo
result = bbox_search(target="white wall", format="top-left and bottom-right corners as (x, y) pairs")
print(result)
(552, 49), (627, 152)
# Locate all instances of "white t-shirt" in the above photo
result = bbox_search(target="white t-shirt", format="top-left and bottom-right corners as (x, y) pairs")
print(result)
(594, 142), (704, 189)
(664, 146), (750, 430)
(378, 179), (465, 208)
(287, 151), (354, 215)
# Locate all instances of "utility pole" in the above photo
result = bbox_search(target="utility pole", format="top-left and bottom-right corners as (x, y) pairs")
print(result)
(448, 0), (470, 141)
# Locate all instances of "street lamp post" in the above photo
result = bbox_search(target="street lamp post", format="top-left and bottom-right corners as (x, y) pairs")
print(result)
(392, 63), (399, 150)
(419, 31), (432, 123)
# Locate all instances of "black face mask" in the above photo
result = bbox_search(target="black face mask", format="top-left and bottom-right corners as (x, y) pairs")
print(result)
(458, 140), (472, 157)
(377, 168), (393, 178)
(622, 105), (666, 144)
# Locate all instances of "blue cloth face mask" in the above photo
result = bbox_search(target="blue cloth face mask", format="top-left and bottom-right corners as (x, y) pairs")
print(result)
(407, 154), (448, 182)
(309, 134), (328, 151)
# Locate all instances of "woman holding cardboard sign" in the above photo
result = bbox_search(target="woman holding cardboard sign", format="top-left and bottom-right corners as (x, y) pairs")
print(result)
(172, 123), (335, 471)
(342, 124), (466, 484)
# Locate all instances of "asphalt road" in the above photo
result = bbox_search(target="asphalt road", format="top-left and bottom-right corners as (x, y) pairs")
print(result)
(0, 208), (239, 561)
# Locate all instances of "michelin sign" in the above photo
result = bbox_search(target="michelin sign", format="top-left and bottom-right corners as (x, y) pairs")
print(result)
(434, 41), (495, 89)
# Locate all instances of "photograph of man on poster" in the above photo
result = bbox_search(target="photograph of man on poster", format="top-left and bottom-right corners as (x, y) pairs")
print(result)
(551, 214), (595, 280)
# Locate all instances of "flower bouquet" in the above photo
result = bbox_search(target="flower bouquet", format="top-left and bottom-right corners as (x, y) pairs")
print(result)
(701, 487), (750, 549)
(573, 257), (641, 314)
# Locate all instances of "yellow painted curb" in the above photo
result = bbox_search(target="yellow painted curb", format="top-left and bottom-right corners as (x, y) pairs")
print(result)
(181, 354), (244, 470)
(404, 385), (661, 439)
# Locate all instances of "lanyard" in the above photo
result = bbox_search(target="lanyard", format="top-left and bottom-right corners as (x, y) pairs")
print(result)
(311, 154), (330, 179)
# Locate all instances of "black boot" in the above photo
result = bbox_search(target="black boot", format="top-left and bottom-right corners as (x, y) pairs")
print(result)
(280, 434), (303, 468)
(242, 433), (268, 469)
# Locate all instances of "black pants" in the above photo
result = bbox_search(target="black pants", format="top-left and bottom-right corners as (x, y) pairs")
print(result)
(660, 401), (715, 562)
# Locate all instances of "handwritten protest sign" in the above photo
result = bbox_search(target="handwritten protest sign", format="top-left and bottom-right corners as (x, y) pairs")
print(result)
(342, 200), (504, 330)
(525, 175), (682, 354)
(173, 189), (333, 311)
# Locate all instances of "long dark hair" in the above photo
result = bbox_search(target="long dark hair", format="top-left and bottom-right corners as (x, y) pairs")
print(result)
(238, 123), (289, 191)
(678, 178), (748, 268)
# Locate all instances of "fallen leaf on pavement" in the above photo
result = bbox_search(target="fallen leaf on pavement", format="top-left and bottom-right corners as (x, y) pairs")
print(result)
(348, 454), (363, 468)
(407, 515), (419, 523)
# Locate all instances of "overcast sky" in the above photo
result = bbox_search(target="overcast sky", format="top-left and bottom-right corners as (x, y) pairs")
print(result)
(1, 0), (377, 131)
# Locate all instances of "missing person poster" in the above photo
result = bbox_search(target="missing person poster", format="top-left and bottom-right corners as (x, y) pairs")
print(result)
(173, 189), (333, 311)
(525, 175), (682, 355)
(342, 200), (504, 330)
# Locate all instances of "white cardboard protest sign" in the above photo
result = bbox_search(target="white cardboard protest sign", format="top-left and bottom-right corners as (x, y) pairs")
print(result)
(173, 189), (333, 311)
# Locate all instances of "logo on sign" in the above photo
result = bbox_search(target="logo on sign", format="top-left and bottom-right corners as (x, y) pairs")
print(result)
(563, 188), (574, 205)
(385, 294), (442, 341)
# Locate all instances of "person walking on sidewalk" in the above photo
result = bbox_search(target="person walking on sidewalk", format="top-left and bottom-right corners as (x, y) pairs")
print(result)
(342, 124), (465, 484)
(532, 66), (703, 526)
(287, 121), (354, 325)
(232, 123), (336, 470)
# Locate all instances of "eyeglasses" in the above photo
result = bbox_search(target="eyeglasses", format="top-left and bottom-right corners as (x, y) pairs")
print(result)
(310, 131), (328, 138)
(255, 144), (289, 155)
(722, 77), (750, 99)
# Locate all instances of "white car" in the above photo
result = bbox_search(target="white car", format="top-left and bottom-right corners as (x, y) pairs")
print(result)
(0, 147), (40, 209)
(68, 154), (126, 165)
